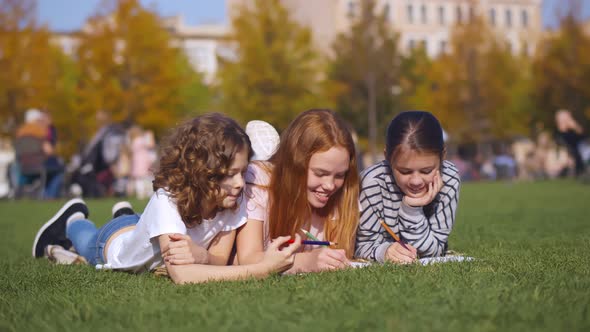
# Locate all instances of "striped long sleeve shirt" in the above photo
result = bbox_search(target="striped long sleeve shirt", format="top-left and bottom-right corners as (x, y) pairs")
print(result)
(355, 160), (461, 262)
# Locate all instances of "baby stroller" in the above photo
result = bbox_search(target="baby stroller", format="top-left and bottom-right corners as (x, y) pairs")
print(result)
(67, 124), (126, 197)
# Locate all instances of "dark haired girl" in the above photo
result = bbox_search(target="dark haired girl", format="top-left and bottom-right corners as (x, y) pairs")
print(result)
(355, 111), (461, 263)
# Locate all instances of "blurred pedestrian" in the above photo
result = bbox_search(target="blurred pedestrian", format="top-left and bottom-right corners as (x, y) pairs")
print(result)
(555, 110), (586, 176)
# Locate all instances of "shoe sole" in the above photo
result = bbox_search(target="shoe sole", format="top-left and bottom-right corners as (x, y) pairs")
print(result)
(32, 198), (88, 258)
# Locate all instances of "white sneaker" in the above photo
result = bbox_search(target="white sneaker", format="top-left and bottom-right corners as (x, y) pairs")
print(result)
(112, 201), (135, 218)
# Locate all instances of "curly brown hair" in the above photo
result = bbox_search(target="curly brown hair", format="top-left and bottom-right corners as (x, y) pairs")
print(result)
(153, 113), (252, 228)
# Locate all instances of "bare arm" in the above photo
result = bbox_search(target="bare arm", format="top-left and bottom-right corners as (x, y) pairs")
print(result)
(207, 230), (237, 265)
(235, 219), (265, 265)
(159, 234), (298, 284)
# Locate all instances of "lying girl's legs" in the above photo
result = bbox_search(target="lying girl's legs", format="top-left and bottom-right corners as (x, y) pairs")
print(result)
(65, 219), (100, 265)
(66, 213), (140, 266)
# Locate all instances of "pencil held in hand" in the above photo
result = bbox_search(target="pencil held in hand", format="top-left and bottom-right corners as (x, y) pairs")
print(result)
(287, 239), (337, 246)
(380, 220), (410, 251)
(300, 228), (320, 241)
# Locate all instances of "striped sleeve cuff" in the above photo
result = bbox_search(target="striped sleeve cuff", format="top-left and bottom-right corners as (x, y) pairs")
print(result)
(375, 241), (392, 263)
(399, 202), (424, 224)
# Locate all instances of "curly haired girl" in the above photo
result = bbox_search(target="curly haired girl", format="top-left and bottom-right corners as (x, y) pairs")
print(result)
(33, 113), (299, 284)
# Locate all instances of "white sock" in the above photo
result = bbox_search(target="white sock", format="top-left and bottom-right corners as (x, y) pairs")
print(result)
(66, 212), (86, 227)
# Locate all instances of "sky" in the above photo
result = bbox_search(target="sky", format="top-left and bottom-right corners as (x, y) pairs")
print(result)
(37, 0), (227, 31)
(36, 0), (590, 32)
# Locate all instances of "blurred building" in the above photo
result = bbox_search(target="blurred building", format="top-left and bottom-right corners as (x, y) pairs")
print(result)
(161, 16), (229, 83)
(50, 16), (227, 84)
(227, 0), (542, 57)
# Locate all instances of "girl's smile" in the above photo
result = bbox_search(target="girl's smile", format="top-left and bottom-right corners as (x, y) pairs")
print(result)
(307, 147), (349, 209)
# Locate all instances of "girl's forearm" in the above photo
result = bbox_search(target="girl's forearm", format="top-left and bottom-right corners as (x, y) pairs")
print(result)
(167, 262), (271, 284)
(238, 251), (265, 265)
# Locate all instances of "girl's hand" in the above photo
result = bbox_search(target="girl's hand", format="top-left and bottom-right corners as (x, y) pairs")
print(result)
(262, 235), (301, 273)
(402, 170), (443, 207)
(385, 242), (418, 264)
(162, 233), (208, 265)
(311, 247), (350, 271)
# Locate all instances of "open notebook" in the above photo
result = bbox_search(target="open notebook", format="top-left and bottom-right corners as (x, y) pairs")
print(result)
(350, 255), (474, 268)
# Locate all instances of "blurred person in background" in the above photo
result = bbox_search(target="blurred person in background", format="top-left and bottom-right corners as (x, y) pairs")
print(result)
(129, 126), (156, 199)
(555, 110), (586, 176)
(14, 109), (64, 199)
(68, 110), (126, 197)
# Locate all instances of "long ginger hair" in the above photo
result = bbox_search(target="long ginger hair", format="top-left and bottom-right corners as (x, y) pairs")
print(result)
(153, 113), (252, 228)
(267, 109), (359, 257)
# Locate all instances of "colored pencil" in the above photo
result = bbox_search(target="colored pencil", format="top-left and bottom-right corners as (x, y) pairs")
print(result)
(300, 228), (320, 241)
(380, 220), (410, 251)
(300, 228), (330, 247)
(287, 239), (337, 246)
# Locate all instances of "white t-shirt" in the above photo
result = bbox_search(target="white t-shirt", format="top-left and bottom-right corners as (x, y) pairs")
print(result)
(105, 189), (247, 273)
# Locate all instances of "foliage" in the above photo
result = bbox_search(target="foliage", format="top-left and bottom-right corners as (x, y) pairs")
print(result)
(1, 181), (590, 331)
(328, 0), (401, 156)
(403, 16), (532, 142)
(532, 14), (590, 128)
(216, 0), (328, 130)
(74, 0), (204, 139)
(0, 0), (62, 135)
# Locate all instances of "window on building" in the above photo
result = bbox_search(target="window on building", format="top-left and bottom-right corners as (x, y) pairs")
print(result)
(421, 5), (427, 24)
(456, 5), (463, 24)
(438, 6), (445, 25)
(407, 4), (414, 23)
(408, 39), (415, 50)
(468, 6), (474, 22)
(522, 41), (529, 56)
(489, 8), (496, 26)
(420, 40), (428, 51)
(383, 3), (391, 21)
(347, 1), (356, 18)
(505, 9), (512, 27)
(521, 9), (528, 27)
(440, 40), (447, 54)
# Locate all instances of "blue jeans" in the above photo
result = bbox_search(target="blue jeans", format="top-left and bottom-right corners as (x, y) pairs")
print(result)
(66, 214), (140, 266)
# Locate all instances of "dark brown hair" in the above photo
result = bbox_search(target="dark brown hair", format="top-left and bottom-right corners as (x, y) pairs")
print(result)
(153, 113), (252, 228)
(385, 111), (445, 163)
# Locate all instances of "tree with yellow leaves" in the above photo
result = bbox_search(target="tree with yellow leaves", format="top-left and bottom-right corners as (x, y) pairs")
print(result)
(0, 0), (61, 135)
(74, 0), (203, 138)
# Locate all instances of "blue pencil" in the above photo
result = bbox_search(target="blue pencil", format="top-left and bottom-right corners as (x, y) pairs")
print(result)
(287, 239), (337, 246)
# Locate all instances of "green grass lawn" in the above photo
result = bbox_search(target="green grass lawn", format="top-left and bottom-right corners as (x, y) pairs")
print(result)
(1, 180), (589, 331)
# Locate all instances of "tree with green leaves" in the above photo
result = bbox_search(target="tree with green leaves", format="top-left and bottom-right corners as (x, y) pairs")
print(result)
(405, 16), (531, 142)
(328, 0), (401, 162)
(216, 0), (328, 130)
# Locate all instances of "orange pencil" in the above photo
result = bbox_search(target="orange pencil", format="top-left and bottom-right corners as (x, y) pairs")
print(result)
(380, 220), (410, 251)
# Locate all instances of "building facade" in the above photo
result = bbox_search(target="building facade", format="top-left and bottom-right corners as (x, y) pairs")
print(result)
(228, 0), (543, 57)
(51, 16), (227, 84)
